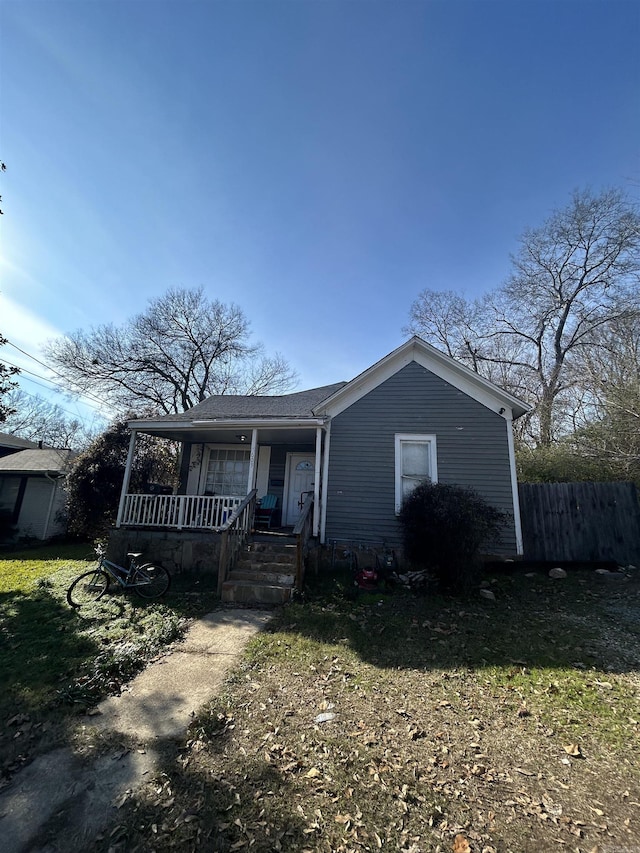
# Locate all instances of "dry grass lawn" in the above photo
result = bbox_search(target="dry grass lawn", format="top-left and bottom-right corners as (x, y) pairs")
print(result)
(98, 566), (640, 853)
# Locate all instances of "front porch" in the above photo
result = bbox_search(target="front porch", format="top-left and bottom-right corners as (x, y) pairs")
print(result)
(108, 495), (316, 604)
(110, 394), (338, 598)
(115, 419), (329, 539)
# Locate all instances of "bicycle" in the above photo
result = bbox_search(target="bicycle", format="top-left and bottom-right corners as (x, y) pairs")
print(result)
(66, 546), (171, 609)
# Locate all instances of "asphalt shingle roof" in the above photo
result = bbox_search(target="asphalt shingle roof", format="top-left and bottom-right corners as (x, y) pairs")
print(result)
(0, 448), (75, 474)
(0, 432), (39, 450)
(152, 383), (348, 422)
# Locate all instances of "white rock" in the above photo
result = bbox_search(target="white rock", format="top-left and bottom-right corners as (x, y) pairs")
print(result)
(479, 588), (496, 600)
(549, 567), (567, 579)
(314, 712), (336, 724)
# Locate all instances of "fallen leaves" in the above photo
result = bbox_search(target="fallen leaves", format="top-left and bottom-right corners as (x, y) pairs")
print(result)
(452, 833), (471, 852)
(305, 767), (322, 778)
(79, 592), (640, 853)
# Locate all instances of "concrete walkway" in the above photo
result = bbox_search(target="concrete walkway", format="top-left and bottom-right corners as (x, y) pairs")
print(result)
(0, 608), (272, 853)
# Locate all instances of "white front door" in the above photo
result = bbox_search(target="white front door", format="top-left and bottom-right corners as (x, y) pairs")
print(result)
(284, 454), (315, 526)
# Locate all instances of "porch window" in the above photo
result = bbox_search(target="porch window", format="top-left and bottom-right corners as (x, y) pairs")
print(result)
(394, 434), (437, 513)
(204, 448), (250, 496)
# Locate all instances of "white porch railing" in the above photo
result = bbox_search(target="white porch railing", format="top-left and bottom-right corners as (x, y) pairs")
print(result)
(119, 494), (243, 530)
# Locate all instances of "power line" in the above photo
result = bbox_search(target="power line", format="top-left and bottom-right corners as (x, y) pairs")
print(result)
(3, 340), (111, 409)
(2, 355), (107, 412)
(1, 352), (108, 424)
(7, 374), (107, 426)
(4, 340), (109, 408)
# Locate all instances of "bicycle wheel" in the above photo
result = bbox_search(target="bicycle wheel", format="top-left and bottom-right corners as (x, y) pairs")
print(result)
(67, 569), (110, 608)
(131, 563), (171, 599)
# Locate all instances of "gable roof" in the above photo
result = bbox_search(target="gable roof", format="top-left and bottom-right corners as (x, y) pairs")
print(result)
(0, 448), (76, 475)
(129, 338), (529, 435)
(314, 337), (530, 420)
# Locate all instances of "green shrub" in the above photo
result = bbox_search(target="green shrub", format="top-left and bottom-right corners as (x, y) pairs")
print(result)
(516, 444), (615, 483)
(65, 417), (178, 540)
(398, 482), (507, 595)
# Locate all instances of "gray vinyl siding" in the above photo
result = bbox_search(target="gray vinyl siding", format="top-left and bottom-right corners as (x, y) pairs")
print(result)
(325, 361), (517, 554)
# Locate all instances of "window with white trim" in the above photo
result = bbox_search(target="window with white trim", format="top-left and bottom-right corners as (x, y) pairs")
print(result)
(204, 448), (250, 496)
(394, 434), (437, 513)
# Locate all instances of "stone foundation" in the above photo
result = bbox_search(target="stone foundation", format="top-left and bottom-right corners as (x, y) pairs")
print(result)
(108, 528), (221, 576)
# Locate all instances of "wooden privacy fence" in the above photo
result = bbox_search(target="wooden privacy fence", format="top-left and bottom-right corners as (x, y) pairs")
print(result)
(518, 481), (640, 564)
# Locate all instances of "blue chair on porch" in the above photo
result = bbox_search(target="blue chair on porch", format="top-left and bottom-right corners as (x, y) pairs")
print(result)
(255, 494), (278, 529)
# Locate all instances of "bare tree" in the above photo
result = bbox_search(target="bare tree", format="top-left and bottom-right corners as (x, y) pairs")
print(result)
(0, 333), (20, 423)
(44, 287), (298, 415)
(568, 315), (640, 480)
(403, 289), (484, 365)
(406, 188), (640, 445)
(2, 389), (103, 450)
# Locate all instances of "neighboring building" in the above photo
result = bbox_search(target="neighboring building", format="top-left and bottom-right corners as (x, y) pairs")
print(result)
(113, 338), (529, 570)
(0, 448), (75, 541)
(0, 431), (39, 459)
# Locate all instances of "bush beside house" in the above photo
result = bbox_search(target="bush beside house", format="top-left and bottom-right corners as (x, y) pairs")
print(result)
(399, 482), (507, 594)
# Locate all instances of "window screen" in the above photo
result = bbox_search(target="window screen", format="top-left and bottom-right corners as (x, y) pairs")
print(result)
(395, 434), (437, 512)
(400, 440), (431, 500)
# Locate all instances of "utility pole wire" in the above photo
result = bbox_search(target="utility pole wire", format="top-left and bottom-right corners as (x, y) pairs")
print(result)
(4, 339), (111, 409)
(2, 363), (107, 426)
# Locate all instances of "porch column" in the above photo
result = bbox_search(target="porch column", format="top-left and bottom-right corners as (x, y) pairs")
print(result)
(247, 428), (258, 493)
(116, 429), (137, 528)
(313, 426), (322, 537)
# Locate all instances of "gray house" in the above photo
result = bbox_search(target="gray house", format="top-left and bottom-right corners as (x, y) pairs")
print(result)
(112, 338), (529, 598)
(0, 448), (74, 541)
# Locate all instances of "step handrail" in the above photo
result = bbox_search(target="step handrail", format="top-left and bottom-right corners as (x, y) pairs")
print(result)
(217, 489), (258, 596)
(293, 493), (314, 589)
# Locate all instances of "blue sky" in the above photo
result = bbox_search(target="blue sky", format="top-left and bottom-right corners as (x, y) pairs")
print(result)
(1, 0), (638, 427)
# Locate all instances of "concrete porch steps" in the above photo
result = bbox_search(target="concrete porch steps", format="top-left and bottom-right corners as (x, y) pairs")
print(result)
(221, 537), (297, 605)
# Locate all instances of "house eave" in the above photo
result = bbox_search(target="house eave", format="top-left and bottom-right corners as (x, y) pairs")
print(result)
(129, 417), (326, 431)
(0, 469), (66, 476)
(127, 417), (328, 445)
